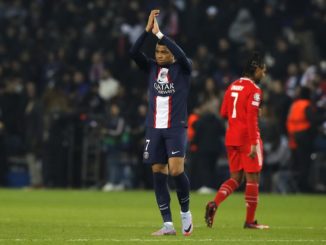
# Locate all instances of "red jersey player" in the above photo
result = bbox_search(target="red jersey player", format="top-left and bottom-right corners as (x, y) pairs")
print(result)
(205, 52), (269, 229)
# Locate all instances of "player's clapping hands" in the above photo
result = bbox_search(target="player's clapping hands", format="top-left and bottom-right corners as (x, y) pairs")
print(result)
(146, 9), (160, 32)
(152, 16), (160, 35)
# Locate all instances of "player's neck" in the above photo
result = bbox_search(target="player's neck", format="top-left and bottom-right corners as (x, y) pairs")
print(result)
(241, 76), (256, 83)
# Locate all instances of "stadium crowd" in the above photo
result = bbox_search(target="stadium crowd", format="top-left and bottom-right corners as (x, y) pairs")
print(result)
(0, 0), (325, 192)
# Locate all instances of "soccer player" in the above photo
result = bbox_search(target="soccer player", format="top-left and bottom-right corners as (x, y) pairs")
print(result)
(129, 10), (193, 236)
(205, 52), (269, 229)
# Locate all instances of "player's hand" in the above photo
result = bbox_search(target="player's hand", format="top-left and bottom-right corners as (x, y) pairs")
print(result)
(248, 144), (257, 159)
(145, 9), (160, 32)
(152, 17), (160, 34)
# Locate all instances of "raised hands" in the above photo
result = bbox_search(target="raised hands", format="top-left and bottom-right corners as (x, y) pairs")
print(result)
(152, 16), (160, 35)
(145, 9), (160, 32)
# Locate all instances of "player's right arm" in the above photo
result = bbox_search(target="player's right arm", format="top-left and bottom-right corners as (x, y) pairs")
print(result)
(129, 32), (150, 72)
(220, 89), (229, 119)
(129, 10), (159, 72)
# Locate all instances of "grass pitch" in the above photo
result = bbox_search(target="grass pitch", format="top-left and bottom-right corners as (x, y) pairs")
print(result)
(0, 189), (325, 244)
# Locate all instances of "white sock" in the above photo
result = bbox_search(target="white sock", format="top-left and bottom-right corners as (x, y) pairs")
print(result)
(164, 222), (174, 227)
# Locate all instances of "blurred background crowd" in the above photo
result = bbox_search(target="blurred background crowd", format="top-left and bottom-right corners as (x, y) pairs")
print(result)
(0, 0), (325, 193)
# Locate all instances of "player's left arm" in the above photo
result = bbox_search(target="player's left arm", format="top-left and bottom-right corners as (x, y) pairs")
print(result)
(152, 18), (192, 74)
(246, 88), (262, 158)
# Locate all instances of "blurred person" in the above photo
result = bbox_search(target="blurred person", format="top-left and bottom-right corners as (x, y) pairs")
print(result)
(1, 78), (26, 156)
(75, 48), (90, 75)
(228, 8), (255, 45)
(270, 38), (297, 80)
(286, 86), (317, 192)
(285, 63), (301, 98)
(43, 52), (63, 90)
(187, 105), (201, 190)
(82, 21), (98, 50)
(129, 104), (150, 188)
(268, 80), (292, 135)
(192, 102), (225, 193)
(256, 3), (282, 50)
(200, 5), (225, 49)
(98, 69), (120, 101)
(80, 82), (105, 114)
(24, 82), (43, 188)
(237, 36), (261, 74)
(299, 61), (318, 88)
(205, 52), (269, 229)
(198, 77), (219, 108)
(0, 83), (8, 186)
(312, 9), (326, 59)
(259, 105), (292, 192)
(102, 103), (129, 191)
(213, 38), (236, 86)
(162, 2), (180, 38)
(89, 52), (104, 82)
(182, 0), (201, 53)
(130, 10), (193, 236)
(194, 44), (215, 76)
(70, 70), (90, 107)
(268, 135), (294, 194)
(120, 4), (145, 44)
(42, 84), (72, 187)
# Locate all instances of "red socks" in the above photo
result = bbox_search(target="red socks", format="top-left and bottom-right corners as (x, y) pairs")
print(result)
(214, 178), (239, 205)
(213, 178), (259, 224)
(245, 182), (259, 224)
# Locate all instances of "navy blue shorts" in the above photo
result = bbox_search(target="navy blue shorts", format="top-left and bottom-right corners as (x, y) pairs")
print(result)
(143, 127), (187, 164)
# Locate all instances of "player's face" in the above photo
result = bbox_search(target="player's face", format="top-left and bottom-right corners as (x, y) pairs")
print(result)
(254, 64), (267, 82)
(155, 44), (174, 66)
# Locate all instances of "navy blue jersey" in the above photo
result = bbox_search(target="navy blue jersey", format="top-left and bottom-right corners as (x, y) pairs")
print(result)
(130, 31), (192, 128)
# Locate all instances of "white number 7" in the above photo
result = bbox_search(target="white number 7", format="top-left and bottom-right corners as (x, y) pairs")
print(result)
(231, 92), (239, 118)
(145, 139), (150, 151)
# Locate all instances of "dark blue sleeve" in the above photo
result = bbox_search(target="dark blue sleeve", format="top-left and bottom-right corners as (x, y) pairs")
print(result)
(129, 31), (151, 72)
(160, 36), (192, 74)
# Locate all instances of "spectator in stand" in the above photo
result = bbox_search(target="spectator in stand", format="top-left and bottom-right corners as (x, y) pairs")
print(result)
(24, 82), (43, 188)
(287, 87), (317, 192)
(98, 69), (120, 102)
(192, 101), (225, 193)
(102, 103), (128, 191)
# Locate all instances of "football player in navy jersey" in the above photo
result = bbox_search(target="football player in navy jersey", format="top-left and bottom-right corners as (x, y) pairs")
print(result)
(130, 10), (193, 236)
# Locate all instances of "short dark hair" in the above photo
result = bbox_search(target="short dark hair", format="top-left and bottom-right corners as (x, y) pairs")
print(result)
(243, 51), (265, 77)
(156, 37), (176, 46)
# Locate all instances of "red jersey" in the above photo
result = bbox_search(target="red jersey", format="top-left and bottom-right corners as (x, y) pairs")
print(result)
(220, 77), (262, 146)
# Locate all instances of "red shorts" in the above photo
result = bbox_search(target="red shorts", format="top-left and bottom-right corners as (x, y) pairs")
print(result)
(226, 139), (263, 173)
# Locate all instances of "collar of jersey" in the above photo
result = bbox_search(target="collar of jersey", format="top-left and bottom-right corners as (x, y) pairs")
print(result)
(240, 77), (255, 83)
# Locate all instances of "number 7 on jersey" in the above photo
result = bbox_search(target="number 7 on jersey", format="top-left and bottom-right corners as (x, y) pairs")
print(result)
(231, 92), (239, 118)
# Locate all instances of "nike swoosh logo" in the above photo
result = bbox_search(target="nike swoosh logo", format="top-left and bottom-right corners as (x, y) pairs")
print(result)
(171, 151), (180, 155)
(184, 224), (192, 233)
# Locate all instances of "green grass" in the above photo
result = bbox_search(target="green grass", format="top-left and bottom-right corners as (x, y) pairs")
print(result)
(0, 189), (325, 244)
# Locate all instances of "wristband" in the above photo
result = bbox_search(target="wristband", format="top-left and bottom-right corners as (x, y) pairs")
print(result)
(156, 31), (164, 39)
